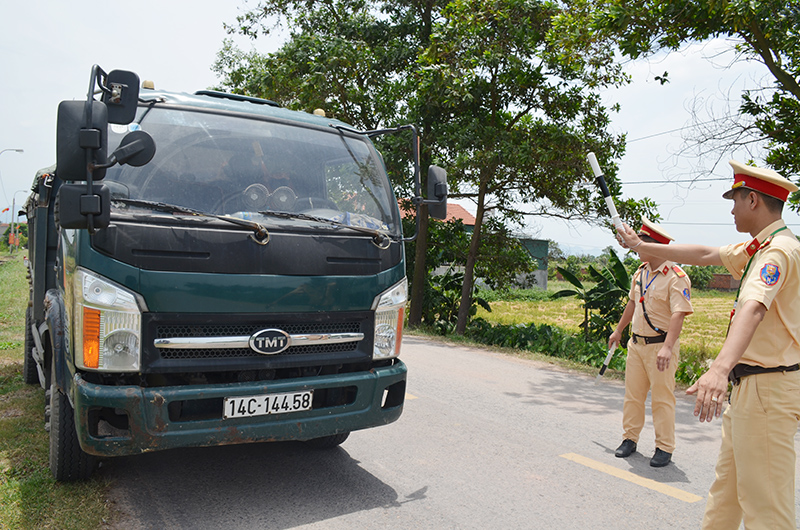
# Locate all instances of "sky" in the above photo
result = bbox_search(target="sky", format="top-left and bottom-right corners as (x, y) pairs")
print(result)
(1, 1), (792, 256)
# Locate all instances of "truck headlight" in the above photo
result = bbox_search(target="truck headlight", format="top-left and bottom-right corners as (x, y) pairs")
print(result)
(372, 278), (406, 360)
(74, 268), (142, 372)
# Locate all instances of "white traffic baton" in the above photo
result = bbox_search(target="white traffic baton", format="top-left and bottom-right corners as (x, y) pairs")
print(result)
(595, 343), (618, 383)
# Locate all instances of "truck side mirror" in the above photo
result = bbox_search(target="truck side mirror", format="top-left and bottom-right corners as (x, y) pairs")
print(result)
(105, 130), (156, 168)
(427, 165), (448, 220)
(57, 183), (110, 230)
(102, 70), (140, 125)
(57, 100), (108, 181)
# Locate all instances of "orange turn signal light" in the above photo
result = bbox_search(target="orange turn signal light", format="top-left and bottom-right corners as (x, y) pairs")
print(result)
(83, 307), (101, 369)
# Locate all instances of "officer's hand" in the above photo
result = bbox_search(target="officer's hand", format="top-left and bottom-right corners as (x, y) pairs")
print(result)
(608, 331), (621, 350)
(616, 223), (641, 250)
(686, 368), (727, 422)
(656, 347), (671, 372)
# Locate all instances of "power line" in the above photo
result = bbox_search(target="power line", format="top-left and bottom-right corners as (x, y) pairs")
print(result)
(624, 177), (728, 184)
(626, 116), (737, 143)
(661, 221), (800, 227)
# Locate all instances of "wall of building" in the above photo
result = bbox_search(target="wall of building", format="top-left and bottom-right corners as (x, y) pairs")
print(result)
(707, 273), (740, 291)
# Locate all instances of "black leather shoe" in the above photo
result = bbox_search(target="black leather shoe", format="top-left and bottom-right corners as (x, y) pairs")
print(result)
(615, 439), (637, 458)
(650, 448), (672, 467)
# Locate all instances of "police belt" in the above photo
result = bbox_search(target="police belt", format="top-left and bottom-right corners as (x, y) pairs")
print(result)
(728, 363), (800, 386)
(631, 333), (667, 345)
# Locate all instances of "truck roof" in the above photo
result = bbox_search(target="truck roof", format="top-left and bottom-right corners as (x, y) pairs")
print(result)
(139, 88), (353, 130)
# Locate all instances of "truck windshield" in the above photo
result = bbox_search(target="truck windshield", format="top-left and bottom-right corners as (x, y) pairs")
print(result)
(103, 106), (399, 235)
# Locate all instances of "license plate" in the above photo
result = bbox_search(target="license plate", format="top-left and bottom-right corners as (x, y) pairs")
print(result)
(223, 390), (313, 419)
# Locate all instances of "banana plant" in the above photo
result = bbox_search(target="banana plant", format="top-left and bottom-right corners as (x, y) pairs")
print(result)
(553, 251), (630, 341)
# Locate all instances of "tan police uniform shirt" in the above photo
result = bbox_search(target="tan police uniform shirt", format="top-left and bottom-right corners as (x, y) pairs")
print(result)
(719, 220), (800, 368)
(628, 261), (693, 337)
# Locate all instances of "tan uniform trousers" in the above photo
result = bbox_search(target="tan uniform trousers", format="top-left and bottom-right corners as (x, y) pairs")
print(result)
(702, 370), (800, 530)
(622, 338), (679, 453)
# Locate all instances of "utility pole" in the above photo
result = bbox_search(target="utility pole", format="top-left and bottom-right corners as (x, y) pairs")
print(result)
(10, 190), (28, 253)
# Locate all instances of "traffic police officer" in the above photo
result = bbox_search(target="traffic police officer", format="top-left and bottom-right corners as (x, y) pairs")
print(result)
(610, 217), (693, 467)
(616, 160), (800, 530)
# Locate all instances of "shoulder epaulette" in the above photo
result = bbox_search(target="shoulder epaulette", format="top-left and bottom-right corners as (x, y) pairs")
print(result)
(746, 237), (759, 256)
(672, 265), (686, 277)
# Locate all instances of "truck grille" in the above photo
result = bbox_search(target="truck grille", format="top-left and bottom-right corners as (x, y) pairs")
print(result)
(156, 322), (361, 360)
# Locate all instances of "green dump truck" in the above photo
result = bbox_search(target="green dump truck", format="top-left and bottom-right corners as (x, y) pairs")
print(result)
(24, 66), (447, 481)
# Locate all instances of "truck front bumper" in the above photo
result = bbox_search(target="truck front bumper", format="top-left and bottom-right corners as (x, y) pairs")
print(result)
(71, 361), (406, 457)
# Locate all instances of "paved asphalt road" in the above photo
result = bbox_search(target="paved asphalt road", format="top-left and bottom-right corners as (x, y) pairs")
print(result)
(103, 336), (800, 529)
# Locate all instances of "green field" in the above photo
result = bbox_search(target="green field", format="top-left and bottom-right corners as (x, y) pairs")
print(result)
(476, 281), (734, 356)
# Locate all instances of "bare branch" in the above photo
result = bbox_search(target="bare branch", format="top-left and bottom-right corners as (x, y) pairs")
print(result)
(743, 21), (800, 100)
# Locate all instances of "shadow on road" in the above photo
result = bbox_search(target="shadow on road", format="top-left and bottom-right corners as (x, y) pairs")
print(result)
(506, 370), (626, 417)
(103, 441), (402, 529)
(508, 370), (719, 444)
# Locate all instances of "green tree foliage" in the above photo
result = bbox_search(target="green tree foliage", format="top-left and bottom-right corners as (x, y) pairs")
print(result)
(420, 268), (493, 334)
(1, 223), (27, 252)
(215, 0), (657, 332)
(474, 219), (537, 291)
(417, 0), (651, 334)
(552, 0), (800, 200)
(403, 215), (534, 328)
(215, 0), (451, 328)
(685, 264), (730, 290)
(685, 265), (714, 291)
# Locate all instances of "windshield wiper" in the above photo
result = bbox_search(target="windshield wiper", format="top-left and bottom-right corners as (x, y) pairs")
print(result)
(112, 198), (271, 245)
(256, 210), (393, 249)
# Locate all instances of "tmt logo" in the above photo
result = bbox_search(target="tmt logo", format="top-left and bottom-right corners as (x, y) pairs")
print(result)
(249, 329), (291, 355)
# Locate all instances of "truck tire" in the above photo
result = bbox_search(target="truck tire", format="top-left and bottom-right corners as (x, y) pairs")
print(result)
(48, 361), (97, 481)
(22, 307), (38, 385)
(304, 432), (350, 449)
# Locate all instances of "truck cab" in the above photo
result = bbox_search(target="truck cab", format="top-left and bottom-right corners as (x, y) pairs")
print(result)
(24, 66), (447, 481)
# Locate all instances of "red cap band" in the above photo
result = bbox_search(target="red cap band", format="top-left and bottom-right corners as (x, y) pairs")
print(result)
(732, 173), (790, 201)
(639, 225), (671, 245)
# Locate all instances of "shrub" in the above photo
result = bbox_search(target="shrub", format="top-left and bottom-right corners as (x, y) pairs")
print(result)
(463, 317), (710, 385)
(422, 268), (491, 333)
(685, 265), (714, 290)
(465, 318), (627, 371)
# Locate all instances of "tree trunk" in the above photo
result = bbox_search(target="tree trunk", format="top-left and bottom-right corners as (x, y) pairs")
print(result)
(407, 206), (429, 327)
(408, 119), (434, 328)
(455, 182), (487, 335)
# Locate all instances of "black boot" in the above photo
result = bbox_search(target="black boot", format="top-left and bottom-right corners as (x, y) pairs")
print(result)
(615, 439), (637, 458)
(650, 448), (672, 467)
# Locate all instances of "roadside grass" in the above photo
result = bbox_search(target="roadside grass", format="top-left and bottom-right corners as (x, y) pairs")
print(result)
(0, 254), (110, 530)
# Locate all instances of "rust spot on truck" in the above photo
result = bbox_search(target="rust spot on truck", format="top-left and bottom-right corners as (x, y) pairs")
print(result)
(150, 392), (167, 432)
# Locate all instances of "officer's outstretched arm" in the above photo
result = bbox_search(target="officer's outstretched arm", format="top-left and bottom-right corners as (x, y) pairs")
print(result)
(617, 223), (722, 266)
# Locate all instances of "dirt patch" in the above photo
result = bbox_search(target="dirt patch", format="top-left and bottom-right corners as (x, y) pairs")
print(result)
(0, 408), (23, 419)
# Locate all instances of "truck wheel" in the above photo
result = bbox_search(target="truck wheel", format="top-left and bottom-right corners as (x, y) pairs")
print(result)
(22, 307), (38, 385)
(49, 363), (97, 481)
(304, 432), (350, 449)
